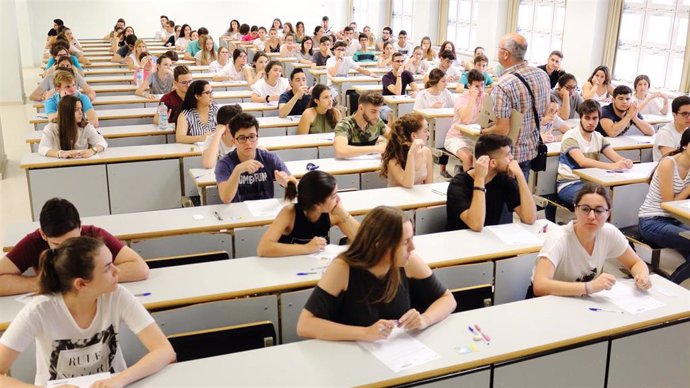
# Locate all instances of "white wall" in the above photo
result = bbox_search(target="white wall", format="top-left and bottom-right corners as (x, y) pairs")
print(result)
(24, 0), (349, 66)
(0, 0), (25, 103)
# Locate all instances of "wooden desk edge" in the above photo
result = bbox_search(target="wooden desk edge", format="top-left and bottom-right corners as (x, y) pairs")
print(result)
(21, 151), (200, 169)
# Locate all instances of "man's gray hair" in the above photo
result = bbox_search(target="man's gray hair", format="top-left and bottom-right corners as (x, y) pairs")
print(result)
(504, 36), (527, 61)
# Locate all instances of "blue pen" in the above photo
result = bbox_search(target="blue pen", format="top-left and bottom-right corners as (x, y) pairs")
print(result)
(297, 272), (318, 276)
(589, 307), (624, 314)
(135, 292), (151, 297)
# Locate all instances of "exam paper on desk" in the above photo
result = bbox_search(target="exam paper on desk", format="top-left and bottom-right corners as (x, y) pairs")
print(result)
(244, 198), (283, 217)
(47, 372), (111, 388)
(358, 328), (440, 373)
(596, 282), (665, 314)
(485, 223), (541, 246)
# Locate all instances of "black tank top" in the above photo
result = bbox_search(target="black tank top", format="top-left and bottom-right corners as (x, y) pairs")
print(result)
(278, 203), (331, 245)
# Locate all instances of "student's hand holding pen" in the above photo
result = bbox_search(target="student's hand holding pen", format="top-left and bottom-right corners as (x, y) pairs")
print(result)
(363, 319), (397, 341)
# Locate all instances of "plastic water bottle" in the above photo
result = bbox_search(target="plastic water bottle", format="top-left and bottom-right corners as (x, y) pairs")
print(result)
(157, 103), (168, 130)
(135, 68), (144, 87)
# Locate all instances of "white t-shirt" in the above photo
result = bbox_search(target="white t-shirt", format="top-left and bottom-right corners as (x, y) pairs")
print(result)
(431, 65), (462, 80)
(326, 56), (360, 86)
(653, 122), (682, 162)
(253, 38), (266, 51)
(632, 94), (665, 116)
(201, 133), (235, 158)
(251, 77), (290, 97)
(208, 60), (226, 74)
(532, 221), (628, 283)
(0, 286), (153, 386)
(217, 62), (247, 81)
(413, 89), (455, 110)
(38, 123), (108, 156)
(394, 42), (414, 57)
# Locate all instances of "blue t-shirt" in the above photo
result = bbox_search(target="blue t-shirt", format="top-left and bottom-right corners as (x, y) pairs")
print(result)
(45, 55), (83, 70)
(595, 103), (644, 137)
(214, 148), (290, 203)
(44, 92), (93, 115)
(278, 90), (310, 116)
(186, 40), (219, 57)
(459, 71), (493, 88)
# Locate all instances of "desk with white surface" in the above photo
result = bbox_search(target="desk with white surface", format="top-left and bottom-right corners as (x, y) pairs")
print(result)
(26, 124), (175, 151)
(414, 107), (455, 149)
(661, 199), (690, 226)
(89, 80), (248, 96)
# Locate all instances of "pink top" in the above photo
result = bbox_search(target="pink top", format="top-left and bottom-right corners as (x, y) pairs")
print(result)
(447, 91), (483, 140)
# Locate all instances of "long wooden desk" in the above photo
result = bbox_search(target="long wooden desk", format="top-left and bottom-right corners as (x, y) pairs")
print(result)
(661, 199), (690, 226)
(414, 107), (455, 149)
(80, 59), (196, 69)
(573, 162), (657, 228)
(3, 182), (451, 252)
(83, 71), (216, 84)
(89, 80), (248, 96)
(34, 90), (253, 112)
(82, 65), (209, 76)
(26, 124), (174, 151)
(129, 275), (689, 388)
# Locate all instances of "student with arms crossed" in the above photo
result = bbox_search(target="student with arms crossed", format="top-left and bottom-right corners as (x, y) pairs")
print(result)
(596, 85), (655, 137)
(0, 237), (174, 387)
(380, 113), (433, 188)
(216, 113), (295, 203)
(530, 183), (651, 298)
(45, 70), (98, 127)
(333, 91), (390, 158)
(278, 68), (311, 117)
(639, 129), (690, 284)
(296, 206), (456, 341)
(446, 134), (536, 231)
(257, 171), (360, 257)
(0, 198), (149, 296)
(201, 104), (243, 169)
(653, 96), (690, 161)
(297, 84), (341, 134)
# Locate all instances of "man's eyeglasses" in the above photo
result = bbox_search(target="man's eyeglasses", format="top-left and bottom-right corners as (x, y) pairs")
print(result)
(200, 90), (213, 95)
(676, 111), (690, 118)
(235, 134), (259, 143)
(576, 205), (609, 217)
(564, 85), (577, 91)
(178, 80), (193, 86)
(393, 60), (404, 63)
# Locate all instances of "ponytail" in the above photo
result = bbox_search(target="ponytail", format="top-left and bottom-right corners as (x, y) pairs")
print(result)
(284, 171), (336, 210)
(37, 236), (103, 295)
(284, 180), (298, 202)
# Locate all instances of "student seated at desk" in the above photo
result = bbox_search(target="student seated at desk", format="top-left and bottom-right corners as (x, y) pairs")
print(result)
(296, 206), (456, 341)
(377, 42), (395, 69)
(278, 68), (311, 117)
(334, 91), (390, 158)
(216, 113), (295, 203)
(45, 70), (99, 128)
(154, 65), (192, 125)
(184, 27), (217, 61)
(327, 41), (379, 80)
(194, 35), (217, 66)
(126, 39), (149, 71)
(404, 46), (431, 76)
(246, 51), (269, 87)
(202, 104), (242, 169)
(380, 52), (419, 122)
(135, 54), (174, 99)
(555, 99), (633, 208)
(582, 65), (614, 106)
(539, 96), (571, 143)
(0, 198), (149, 296)
(596, 85), (655, 137)
(639, 129), (690, 284)
(431, 50), (463, 83)
(295, 36), (314, 64)
(176, 80), (218, 143)
(312, 36), (332, 66)
(297, 84), (341, 134)
(214, 48), (249, 82)
(446, 134), (536, 231)
(414, 69), (455, 111)
(552, 73), (584, 120)
(44, 42), (84, 77)
(458, 54), (493, 92)
(632, 74), (669, 116)
(529, 183), (651, 298)
(381, 113), (433, 188)
(257, 171), (360, 257)
(111, 34), (137, 64)
(208, 46), (230, 73)
(352, 34), (376, 63)
(537, 50), (565, 89)
(250, 60), (290, 103)
(31, 57), (95, 102)
(653, 96), (690, 161)
(0, 237), (175, 387)
(39, 95), (107, 159)
(280, 33), (300, 57)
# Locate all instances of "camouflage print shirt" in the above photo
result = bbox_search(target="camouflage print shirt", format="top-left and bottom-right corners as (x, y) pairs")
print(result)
(334, 115), (386, 146)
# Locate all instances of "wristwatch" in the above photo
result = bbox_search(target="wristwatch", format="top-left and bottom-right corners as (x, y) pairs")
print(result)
(92, 146), (98, 154)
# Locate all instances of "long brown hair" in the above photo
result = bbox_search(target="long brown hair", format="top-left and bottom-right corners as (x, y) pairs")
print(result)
(308, 84), (338, 128)
(38, 236), (103, 294)
(339, 206), (410, 303)
(56, 94), (88, 151)
(380, 113), (425, 178)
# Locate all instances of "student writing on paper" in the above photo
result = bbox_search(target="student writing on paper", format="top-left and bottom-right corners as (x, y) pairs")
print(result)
(380, 113), (433, 188)
(0, 237), (175, 387)
(0, 198), (149, 296)
(215, 113), (296, 203)
(529, 183), (651, 298)
(201, 104), (243, 169)
(38, 95), (107, 159)
(639, 129), (690, 284)
(446, 134), (536, 231)
(257, 171), (360, 257)
(296, 206), (456, 341)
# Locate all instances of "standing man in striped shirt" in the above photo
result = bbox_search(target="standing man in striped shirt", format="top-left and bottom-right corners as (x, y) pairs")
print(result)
(483, 33), (550, 180)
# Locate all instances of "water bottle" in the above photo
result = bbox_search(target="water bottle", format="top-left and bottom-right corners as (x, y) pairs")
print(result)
(157, 103), (168, 130)
(135, 68), (144, 87)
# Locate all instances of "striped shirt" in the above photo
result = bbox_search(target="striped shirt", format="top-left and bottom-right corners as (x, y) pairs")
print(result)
(639, 157), (690, 218)
(491, 62), (550, 162)
(181, 103), (219, 137)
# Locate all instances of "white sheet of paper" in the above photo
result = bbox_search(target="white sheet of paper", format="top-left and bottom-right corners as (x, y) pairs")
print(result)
(680, 202), (690, 210)
(604, 172), (634, 179)
(345, 154), (381, 161)
(47, 372), (111, 388)
(359, 328), (440, 373)
(627, 135), (652, 144)
(309, 244), (347, 261)
(486, 224), (541, 246)
(598, 282), (665, 314)
(244, 198), (282, 217)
